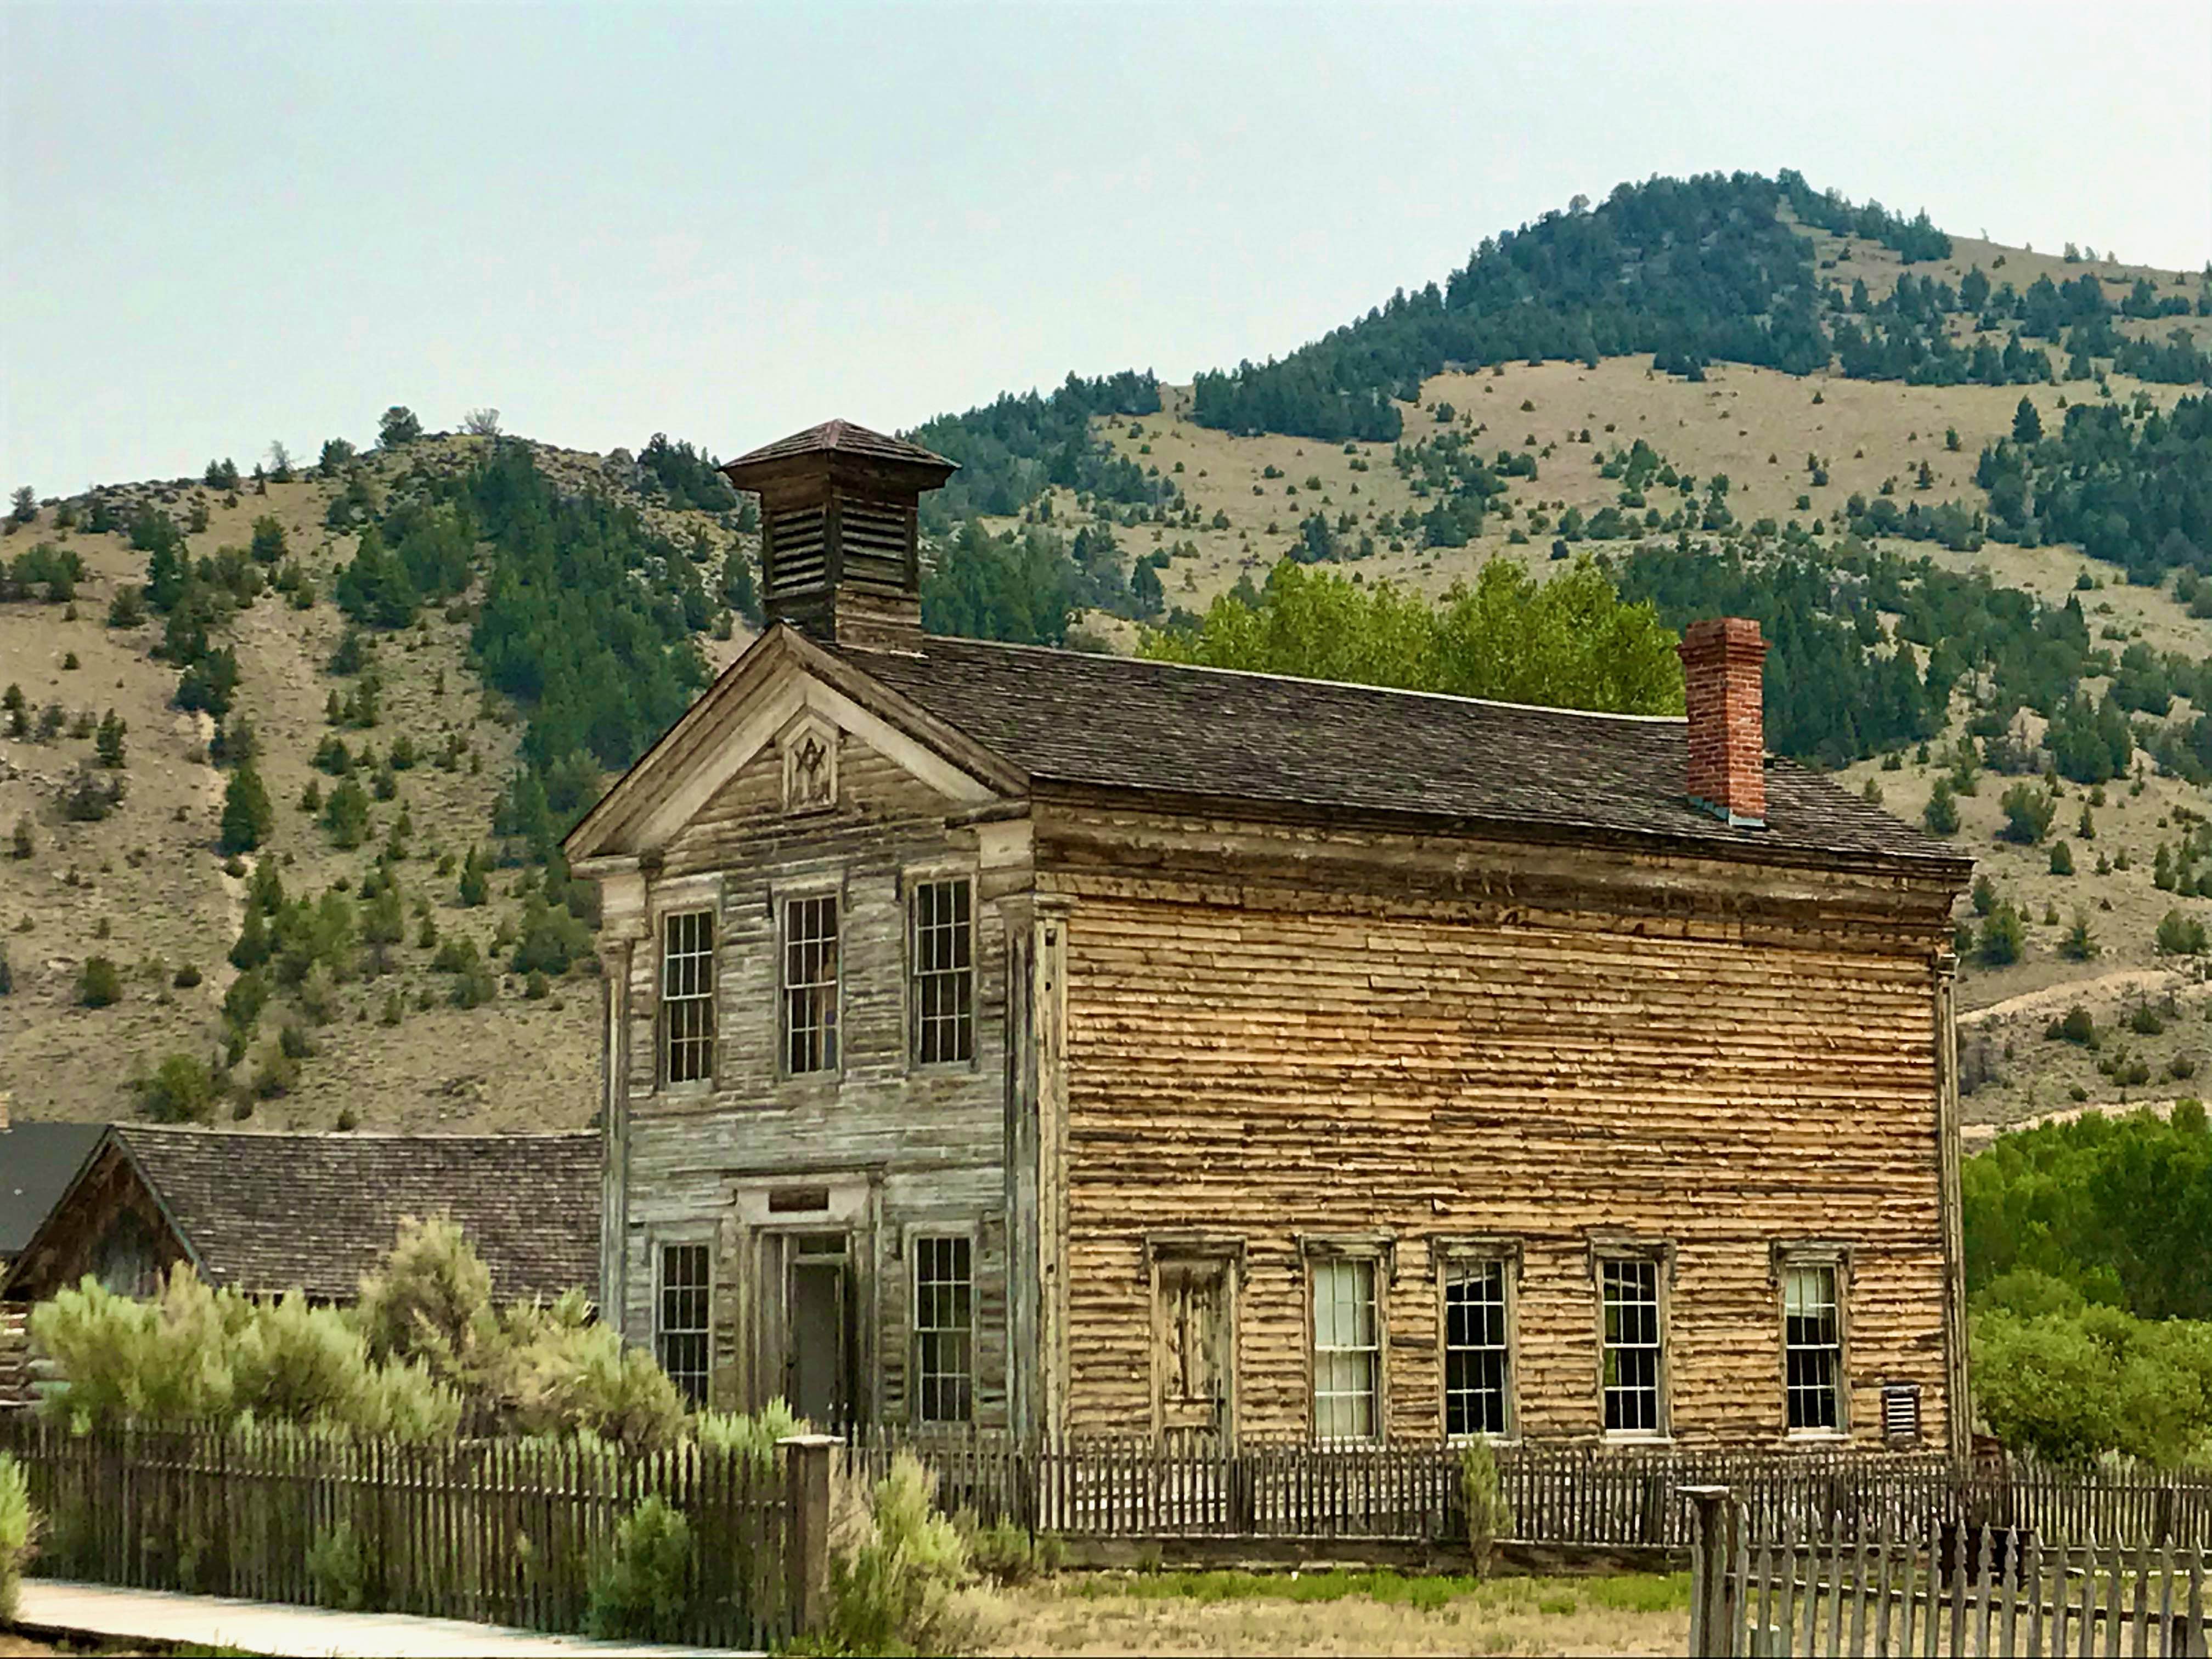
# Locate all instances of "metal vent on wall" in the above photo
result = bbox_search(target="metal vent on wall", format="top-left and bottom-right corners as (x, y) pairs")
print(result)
(766, 506), (828, 596)
(1881, 1381), (1922, 1442)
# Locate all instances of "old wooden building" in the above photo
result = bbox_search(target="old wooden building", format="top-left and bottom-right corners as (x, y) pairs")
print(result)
(2, 1127), (600, 1309)
(565, 419), (1975, 1450)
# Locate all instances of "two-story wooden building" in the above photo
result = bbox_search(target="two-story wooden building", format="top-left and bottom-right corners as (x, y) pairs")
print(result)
(565, 419), (1975, 1451)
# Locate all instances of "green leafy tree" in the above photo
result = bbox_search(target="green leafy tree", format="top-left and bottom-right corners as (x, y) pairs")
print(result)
(77, 956), (122, 1007)
(1977, 906), (2025, 967)
(94, 709), (126, 770)
(458, 845), (490, 907)
(2157, 909), (2208, 956)
(1999, 782), (2057, 844)
(2049, 840), (2074, 876)
(220, 765), (273, 854)
(1147, 556), (1682, 714)
(2012, 397), (2044, 444)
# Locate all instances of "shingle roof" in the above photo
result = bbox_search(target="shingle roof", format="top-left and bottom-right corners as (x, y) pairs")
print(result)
(0, 1122), (106, 1260)
(113, 1128), (599, 1302)
(860, 635), (1960, 867)
(722, 419), (955, 475)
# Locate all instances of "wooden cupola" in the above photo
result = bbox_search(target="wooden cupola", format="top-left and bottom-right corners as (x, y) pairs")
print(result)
(719, 419), (957, 653)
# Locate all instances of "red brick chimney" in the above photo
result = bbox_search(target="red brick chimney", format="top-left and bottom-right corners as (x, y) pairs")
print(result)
(1677, 617), (1768, 828)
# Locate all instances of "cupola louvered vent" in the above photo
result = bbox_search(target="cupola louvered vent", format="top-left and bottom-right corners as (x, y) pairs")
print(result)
(766, 505), (829, 597)
(839, 497), (912, 587)
(719, 419), (957, 652)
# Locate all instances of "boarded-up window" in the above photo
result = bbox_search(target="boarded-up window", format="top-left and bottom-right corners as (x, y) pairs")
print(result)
(1153, 1257), (1234, 1437)
(1443, 1259), (1511, 1438)
(1600, 1257), (1664, 1435)
(1784, 1263), (1844, 1433)
(657, 1243), (710, 1408)
(912, 1234), (973, 1423)
(661, 909), (715, 1086)
(909, 878), (974, 1065)
(1312, 1257), (1380, 1442)
(783, 895), (839, 1075)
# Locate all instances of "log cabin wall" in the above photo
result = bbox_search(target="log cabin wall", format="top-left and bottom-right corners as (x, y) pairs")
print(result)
(604, 723), (1023, 1428)
(1031, 800), (1965, 1452)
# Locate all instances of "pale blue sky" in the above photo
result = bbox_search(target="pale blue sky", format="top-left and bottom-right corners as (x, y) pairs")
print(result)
(4, 2), (2208, 493)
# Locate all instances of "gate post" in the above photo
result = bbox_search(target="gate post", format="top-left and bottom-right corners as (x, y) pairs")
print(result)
(1684, 1484), (1740, 1658)
(780, 1434), (843, 1639)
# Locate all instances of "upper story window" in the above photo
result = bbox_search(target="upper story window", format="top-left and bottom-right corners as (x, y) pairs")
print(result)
(1784, 1261), (1846, 1434)
(909, 877), (975, 1066)
(1600, 1255), (1666, 1436)
(783, 895), (840, 1075)
(1443, 1257), (1513, 1438)
(661, 909), (715, 1086)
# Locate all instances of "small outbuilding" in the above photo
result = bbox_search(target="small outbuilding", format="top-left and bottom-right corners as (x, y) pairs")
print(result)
(0, 1126), (602, 1309)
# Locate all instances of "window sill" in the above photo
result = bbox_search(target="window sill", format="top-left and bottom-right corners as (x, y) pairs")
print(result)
(1784, 1429), (1852, 1444)
(1600, 1431), (1674, 1446)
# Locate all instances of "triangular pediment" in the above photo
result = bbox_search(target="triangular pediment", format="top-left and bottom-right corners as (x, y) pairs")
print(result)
(563, 625), (1024, 865)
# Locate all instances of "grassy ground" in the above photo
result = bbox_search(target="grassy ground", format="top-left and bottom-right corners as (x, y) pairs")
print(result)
(986, 1568), (1689, 1657)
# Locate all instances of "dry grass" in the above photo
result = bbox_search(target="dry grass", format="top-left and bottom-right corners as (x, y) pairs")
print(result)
(989, 1568), (1688, 1657)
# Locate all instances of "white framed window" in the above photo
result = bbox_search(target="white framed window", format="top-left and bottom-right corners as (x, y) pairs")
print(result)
(909, 877), (975, 1066)
(782, 894), (839, 1075)
(661, 909), (715, 1086)
(1600, 1256), (1666, 1435)
(1311, 1256), (1381, 1442)
(1443, 1258), (1512, 1438)
(1784, 1262), (1846, 1434)
(912, 1234), (973, 1423)
(656, 1242), (711, 1408)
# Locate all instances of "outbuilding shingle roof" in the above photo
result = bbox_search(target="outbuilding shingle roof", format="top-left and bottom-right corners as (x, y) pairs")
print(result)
(0, 1122), (106, 1262)
(112, 1127), (599, 1302)
(860, 635), (1957, 867)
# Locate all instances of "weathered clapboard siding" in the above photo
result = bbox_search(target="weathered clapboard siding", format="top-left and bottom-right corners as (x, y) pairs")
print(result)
(609, 729), (1020, 1425)
(1034, 801), (1960, 1449)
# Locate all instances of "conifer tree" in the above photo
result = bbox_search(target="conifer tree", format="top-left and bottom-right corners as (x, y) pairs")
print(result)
(220, 764), (273, 855)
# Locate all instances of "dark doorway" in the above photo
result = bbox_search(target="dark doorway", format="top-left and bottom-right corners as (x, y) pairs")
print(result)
(785, 1241), (852, 1426)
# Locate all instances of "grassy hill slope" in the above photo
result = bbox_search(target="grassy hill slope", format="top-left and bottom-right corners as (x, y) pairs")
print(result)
(4, 176), (2208, 1136)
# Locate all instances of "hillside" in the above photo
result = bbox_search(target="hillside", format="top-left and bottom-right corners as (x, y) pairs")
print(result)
(4, 171), (2209, 1136)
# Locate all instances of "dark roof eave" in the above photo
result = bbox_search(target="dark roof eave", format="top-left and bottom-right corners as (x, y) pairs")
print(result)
(1026, 776), (1977, 887)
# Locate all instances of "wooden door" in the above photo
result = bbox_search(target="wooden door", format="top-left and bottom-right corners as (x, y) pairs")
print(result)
(1153, 1259), (1235, 1444)
(787, 1258), (850, 1427)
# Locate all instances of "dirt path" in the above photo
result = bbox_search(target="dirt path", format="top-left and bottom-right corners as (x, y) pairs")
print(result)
(1958, 967), (2184, 1029)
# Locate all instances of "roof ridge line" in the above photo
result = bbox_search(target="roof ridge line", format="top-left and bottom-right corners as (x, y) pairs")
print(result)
(914, 633), (1688, 724)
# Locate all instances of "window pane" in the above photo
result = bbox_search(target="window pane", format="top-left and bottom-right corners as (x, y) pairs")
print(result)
(657, 1243), (711, 1408)
(1311, 1257), (1380, 1442)
(910, 878), (975, 1065)
(1785, 1263), (1843, 1432)
(662, 910), (716, 1086)
(1600, 1258), (1663, 1434)
(785, 896), (840, 1074)
(914, 1234), (973, 1423)
(1444, 1259), (1510, 1437)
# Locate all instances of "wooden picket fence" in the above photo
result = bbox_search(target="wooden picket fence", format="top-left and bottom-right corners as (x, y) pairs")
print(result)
(1687, 1492), (2212, 1657)
(850, 1432), (2179, 1553)
(0, 1418), (792, 1648)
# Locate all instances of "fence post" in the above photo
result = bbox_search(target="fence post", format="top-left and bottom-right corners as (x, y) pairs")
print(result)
(1684, 1484), (1739, 1659)
(780, 1433), (842, 1639)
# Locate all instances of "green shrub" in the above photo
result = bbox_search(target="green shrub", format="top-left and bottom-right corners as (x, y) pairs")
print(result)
(506, 1313), (688, 1453)
(306, 1521), (368, 1610)
(963, 1514), (1057, 1585)
(141, 1052), (218, 1123)
(77, 955), (121, 1007)
(2044, 1006), (2098, 1046)
(695, 1399), (803, 1468)
(2158, 910), (2208, 956)
(0, 1453), (37, 1622)
(1458, 1436), (1514, 1576)
(828, 1453), (988, 1657)
(587, 1496), (694, 1641)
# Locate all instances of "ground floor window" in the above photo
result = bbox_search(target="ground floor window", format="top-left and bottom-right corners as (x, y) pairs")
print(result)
(913, 1234), (973, 1423)
(1784, 1261), (1844, 1433)
(1443, 1257), (1511, 1437)
(1600, 1256), (1664, 1435)
(1312, 1256), (1381, 1441)
(657, 1243), (711, 1407)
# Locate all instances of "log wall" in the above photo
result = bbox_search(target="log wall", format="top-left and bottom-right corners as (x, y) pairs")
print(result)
(1035, 802), (1963, 1452)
